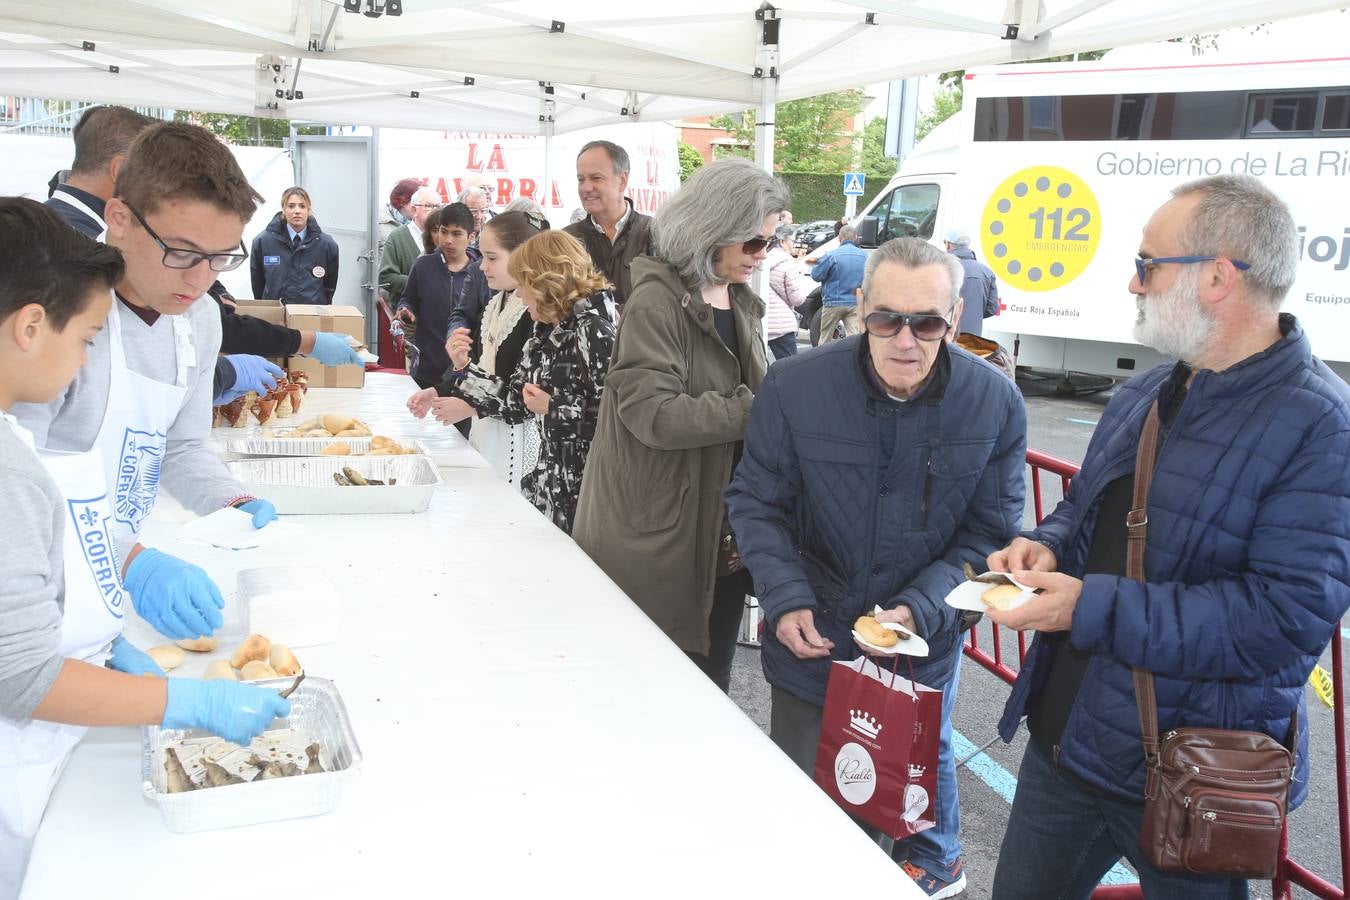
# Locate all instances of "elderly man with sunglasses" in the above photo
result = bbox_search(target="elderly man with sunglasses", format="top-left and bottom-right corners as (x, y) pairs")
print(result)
(726, 236), (1026, 899)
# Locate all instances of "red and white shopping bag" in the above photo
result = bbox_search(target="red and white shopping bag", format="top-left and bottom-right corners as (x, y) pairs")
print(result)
(813, 656), (942, 840)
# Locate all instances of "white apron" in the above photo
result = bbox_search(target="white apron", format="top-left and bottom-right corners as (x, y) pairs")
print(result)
(48, 190), (107, 240)
(96, 295), (194, 550)
(0, 425), (128, 900)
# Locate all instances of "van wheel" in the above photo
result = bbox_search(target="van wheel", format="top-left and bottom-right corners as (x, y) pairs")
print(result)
(809, 308), (822, 347)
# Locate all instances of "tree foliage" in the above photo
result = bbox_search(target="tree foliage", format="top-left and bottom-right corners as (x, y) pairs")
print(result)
(860, 116), (897, 180)
(173, 110), (299, 146)
(677, 141), (705, 182)
(915, 84), (963, 143)
(711, 90), (866, 173)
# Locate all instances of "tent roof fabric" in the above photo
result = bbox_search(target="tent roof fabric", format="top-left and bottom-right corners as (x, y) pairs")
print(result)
(0, 0), (1343, 134)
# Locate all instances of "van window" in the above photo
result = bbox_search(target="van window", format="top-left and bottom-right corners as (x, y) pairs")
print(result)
(974, 86), (1350, 140)
(872, 183), (941, 242)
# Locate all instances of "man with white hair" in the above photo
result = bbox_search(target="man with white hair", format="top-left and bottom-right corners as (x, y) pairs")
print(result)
(943, 225), (999, 338)
(379, 185), (441, 304)
(458, 185), (492, 240)
(987, 174), (1350, 898)
(728, 236), (1027, 899)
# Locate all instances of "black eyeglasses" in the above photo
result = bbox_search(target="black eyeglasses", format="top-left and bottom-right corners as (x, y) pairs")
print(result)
(126, 204), (248, 272)
(863, 308), (954, 341)
(1134, 255), (1250, 285)
(741, 235), (774, 254)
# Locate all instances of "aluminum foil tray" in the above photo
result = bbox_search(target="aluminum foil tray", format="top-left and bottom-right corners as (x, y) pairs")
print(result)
(225, 436), (431, 458)
(227, 455), (441, 515)
(141, 676), (362, 833)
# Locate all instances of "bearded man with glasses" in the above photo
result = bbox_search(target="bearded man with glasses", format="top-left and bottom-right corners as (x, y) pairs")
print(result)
(727, 236), (1027, 899)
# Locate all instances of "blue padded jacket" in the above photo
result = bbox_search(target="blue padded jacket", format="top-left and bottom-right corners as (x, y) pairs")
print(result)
(999, 316), (1350, 809)
(726, 336), (1026, 704)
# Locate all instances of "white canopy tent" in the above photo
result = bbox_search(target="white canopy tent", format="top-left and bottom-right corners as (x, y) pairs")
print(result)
(0, 0), (1345, 171)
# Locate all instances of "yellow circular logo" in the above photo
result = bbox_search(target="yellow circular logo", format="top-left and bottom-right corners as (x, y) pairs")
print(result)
(980, 166), (1100, 293)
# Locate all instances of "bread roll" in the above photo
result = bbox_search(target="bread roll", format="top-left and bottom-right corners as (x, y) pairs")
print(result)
(322, 414), (357, 435)
(204, 659), (237, 681)
(175, 636), (218, 652)
(147, 645), (186, 671)
(270, 644), (302, 677)
(240, 660), (279, 681)
(230, 634), (272, 669)
(369, 435), (395, 449)
(320, 442), (352, 456)
(981, 583), (1023, 610)
(854, 616), (899, 648)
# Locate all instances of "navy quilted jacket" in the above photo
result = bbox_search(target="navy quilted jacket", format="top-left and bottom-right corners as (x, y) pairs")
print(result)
(726, 336), (1026, 705)
(999, 316), (1350, 809)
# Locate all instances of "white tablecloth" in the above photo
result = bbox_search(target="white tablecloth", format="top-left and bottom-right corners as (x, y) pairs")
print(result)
(21, 374), (920, 898)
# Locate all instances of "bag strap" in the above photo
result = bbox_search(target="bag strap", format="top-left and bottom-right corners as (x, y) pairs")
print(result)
(1129, 401), (1164, 764)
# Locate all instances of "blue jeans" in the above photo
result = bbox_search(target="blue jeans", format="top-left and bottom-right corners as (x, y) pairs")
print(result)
(893, 653), (962, 869)
(993, 741), (1249, 900)
(768, 332), (799, 360)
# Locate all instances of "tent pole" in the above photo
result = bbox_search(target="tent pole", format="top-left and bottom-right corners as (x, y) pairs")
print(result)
(753, 75), (777, 173)
(752, 4), (781, 175)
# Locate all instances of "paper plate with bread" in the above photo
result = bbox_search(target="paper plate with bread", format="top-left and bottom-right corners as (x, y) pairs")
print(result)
(944, 563), (1036, 613)
(851, 606), (929, 657)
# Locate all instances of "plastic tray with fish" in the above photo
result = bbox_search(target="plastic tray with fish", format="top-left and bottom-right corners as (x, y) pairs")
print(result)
(225, 435), (431, 458)
(141, 675), (362, 833)
(226, 455), (442, 515)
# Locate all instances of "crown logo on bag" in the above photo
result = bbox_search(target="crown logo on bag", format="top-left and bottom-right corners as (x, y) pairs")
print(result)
(909, 763), (927, 779)
(849, 709), (882, 739)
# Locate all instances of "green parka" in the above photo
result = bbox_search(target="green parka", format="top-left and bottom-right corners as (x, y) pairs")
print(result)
(573, 256), (769, 655)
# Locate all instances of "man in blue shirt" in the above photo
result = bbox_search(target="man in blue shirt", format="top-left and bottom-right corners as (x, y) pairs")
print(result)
(811, 225), (869, 344)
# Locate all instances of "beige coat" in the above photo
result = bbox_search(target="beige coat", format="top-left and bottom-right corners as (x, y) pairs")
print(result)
(573, 257), (768, 655)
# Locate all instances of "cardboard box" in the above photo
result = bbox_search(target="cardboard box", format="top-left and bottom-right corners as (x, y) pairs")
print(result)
(231, 298), (286, 327)
(284, 304), (366, 388)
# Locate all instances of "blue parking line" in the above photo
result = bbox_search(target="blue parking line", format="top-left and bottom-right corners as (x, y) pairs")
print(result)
(953, 728), (1138, 885)
(1342, 627), (1350, 641)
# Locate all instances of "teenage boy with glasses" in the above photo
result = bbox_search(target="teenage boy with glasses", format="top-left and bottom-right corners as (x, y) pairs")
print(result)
(13, 122), (278, 647)
(727, 236), (1027, 899)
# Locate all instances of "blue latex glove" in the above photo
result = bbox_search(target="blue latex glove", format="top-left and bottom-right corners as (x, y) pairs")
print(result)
(218, 355), (284, 404)
(309, 332), (363, 367)
(106, 636), (165, 676)
(236, 499), (277, 529)
(163, 679), (292, 746)
(123, 549), (225, 640)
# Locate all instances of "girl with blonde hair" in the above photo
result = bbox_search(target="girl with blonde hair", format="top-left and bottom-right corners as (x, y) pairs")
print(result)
(437, 229), (615, 532)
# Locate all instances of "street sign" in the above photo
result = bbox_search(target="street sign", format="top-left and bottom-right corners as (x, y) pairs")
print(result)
(842, 172), (866, 196)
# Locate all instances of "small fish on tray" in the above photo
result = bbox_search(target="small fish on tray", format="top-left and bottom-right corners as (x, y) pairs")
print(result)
(163, 727), (327, 793)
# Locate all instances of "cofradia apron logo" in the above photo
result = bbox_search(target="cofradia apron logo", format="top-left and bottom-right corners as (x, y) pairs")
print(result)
(68, 497), (126, 617)
(981, 166), (1102, 293)
(115, 428), (165, 532)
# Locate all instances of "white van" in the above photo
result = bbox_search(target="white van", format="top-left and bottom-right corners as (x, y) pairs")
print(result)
(832, 54), (1350, 382)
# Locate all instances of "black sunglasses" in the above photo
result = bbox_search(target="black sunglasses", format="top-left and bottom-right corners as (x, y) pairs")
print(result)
(741, 234), (774, 254)
(126, 204), (248, 272)
(863, 309), (953, 341)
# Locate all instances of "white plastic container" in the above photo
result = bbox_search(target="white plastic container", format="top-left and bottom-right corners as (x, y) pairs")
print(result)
(227, 455), (442, 514)
(141, 676), (361, 833)
(238, 567), (340, 648)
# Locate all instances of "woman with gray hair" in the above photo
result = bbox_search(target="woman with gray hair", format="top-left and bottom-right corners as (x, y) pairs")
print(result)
(573, 157), (788, 692)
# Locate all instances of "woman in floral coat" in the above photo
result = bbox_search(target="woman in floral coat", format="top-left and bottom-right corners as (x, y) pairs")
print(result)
(437, 230), (615, 532)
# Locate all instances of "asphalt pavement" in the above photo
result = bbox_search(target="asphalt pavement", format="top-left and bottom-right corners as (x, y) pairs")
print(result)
(727, 385), (1346, 900)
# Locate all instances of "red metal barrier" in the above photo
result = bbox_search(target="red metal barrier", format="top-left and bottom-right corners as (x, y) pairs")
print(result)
(375, 297), (407, 372)
(969, 450), (1349, 899)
